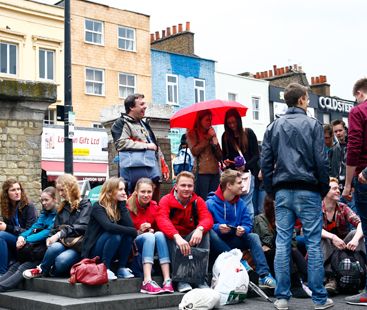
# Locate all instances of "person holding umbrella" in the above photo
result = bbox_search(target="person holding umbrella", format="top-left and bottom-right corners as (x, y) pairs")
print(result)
(187, 110), (222, 200)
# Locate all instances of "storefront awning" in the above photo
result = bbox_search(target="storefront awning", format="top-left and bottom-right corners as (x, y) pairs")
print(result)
(41, 160), (108, 182)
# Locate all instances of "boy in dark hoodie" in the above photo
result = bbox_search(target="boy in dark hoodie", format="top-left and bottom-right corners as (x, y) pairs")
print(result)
(206, 169), (276, 289)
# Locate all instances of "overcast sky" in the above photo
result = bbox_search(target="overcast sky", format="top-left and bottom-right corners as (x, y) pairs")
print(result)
(37, 0), (366, 100)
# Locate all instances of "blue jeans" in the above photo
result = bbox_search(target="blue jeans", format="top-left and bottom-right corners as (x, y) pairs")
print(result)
(274, 189), (327, 305)
(91, 231), (133, 269)
(135, 231), (170, 264)
(241, 175), (255, 222)
(209, 229), (270, 276)
(0, 231), (17, 274)
(40, 242), (80, 276)
(353, 179), (367, 288)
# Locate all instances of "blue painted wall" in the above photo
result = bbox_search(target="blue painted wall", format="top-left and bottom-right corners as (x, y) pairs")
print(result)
(151, 49), (216, 154)
(151, 49), (216, 108)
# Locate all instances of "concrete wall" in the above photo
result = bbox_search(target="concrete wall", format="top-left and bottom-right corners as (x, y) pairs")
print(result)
(70, 0), (152, 127)
(215, 71), (270, 143)
(0, 79), (56, 207)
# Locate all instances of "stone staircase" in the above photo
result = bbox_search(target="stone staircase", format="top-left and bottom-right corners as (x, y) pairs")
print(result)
(0, 276), (184, 310)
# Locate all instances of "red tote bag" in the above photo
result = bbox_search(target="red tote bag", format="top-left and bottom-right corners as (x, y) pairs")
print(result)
(69, 256), (108, 286)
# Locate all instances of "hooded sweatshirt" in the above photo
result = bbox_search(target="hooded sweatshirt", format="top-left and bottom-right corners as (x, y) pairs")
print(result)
(206, 186), (253, 236)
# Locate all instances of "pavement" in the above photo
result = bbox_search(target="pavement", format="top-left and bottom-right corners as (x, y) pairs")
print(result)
(161, 295), (363, 310)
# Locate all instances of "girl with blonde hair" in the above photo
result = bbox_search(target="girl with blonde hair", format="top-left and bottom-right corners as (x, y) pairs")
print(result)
(23, 174), (91, 278)
(81, 177), (137, 280)
(127, 178), (173, 294)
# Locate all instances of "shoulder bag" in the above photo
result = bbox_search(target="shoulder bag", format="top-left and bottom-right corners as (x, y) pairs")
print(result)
(69, 256), (108, 286)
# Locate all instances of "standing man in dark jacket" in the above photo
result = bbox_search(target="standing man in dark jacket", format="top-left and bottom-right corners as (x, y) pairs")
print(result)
(343, 78), (367, 306)
(111, 94), (169, 201)
(261, 83), (333, 310)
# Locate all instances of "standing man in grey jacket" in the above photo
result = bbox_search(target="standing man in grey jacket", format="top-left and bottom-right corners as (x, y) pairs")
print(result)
(111, 94), (169, 201)
(261, 83), (333, 310)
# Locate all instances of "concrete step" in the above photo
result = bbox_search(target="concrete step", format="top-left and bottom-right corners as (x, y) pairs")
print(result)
(0, 290), (184, 310)
(20, 276), (164, 298)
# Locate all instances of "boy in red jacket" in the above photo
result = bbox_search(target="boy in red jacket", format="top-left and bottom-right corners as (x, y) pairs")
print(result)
(157, 171), (213, 293)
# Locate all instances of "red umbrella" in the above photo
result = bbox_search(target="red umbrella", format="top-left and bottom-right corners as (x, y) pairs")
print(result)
(170, 99), (248, 129)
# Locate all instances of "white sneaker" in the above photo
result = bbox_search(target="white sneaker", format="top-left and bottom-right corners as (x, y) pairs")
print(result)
(274, 299), (288, 310)
(107, 269), (117, 281)
(177, 281), (192, 293)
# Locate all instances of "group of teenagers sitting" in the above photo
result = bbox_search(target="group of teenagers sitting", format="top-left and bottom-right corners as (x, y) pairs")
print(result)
(0, 170), (364, 298)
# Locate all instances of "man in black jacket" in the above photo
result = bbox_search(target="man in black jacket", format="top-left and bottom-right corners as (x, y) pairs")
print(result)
(261, 83), (333, 310)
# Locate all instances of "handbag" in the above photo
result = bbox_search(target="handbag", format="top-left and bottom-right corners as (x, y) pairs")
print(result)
(171, 247), (209, 284)
(60, 235), (84, 253)
(69, 256), (108, 286)
(17, 242), (47, 263)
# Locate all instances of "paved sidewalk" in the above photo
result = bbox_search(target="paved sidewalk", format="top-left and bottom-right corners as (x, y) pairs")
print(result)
(163, 294), (361, 309)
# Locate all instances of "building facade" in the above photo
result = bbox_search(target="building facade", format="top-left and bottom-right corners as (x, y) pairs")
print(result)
(0, 0), (64, 121)
(215, 71), (270, 143)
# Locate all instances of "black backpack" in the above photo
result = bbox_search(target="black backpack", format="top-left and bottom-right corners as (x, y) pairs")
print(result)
(330, 249), (366, 293)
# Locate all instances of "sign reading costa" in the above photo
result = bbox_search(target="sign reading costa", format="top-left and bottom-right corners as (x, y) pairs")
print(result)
(319, 97), (354, 113)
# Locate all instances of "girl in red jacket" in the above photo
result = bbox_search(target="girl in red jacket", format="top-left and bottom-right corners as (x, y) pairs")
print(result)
(127, 178), (173, 295)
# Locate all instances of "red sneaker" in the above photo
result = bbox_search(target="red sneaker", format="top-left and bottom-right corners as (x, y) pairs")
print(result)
(162, 279), (174, 293)
(23, 266), (43, 279)
(140, 280), (163, 295)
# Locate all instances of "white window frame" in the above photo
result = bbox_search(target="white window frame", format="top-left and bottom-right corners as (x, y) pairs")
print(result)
(252, 96), (260, 121)
(85, 67), (105, 96)
(39, 48), (55, 81)
(118, 72), (136, 98)
(323, 113), (330, 124)
(228, 92), (237, 101)
(166, 74), (179, 105)
(43, 109), (56, 125)
(117, 26), (136, 52)
(84, 19), (104, 45)
(194, 78), (205, 102)
(0, 41), (17, 76)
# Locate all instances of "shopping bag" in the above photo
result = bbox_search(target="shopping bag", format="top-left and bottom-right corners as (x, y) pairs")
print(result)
(171, 247), (209, 284)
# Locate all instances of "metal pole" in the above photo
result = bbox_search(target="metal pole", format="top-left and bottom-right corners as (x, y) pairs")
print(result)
(64, 0), (73, 174)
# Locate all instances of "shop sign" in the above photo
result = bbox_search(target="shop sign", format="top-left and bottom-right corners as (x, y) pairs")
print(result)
(319, 97), (354, 113)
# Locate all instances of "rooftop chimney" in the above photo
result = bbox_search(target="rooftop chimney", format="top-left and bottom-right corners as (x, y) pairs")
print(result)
(178, 23), (183, 32)
(172, 25), (177, 34)
(186, 21), (190, 31)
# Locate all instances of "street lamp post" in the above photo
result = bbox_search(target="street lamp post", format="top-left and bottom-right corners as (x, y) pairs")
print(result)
(64, 0), (73, 174)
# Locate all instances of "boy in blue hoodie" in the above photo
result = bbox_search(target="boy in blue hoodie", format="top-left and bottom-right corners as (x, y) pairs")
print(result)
(206, 169), (276, 289)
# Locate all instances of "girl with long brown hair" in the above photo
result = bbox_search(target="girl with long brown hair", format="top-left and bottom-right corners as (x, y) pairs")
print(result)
(187, 109), (222, 200)
(23, 174), (91, 279)
(0, 179), (37, 274)
(127, 178), (173, 294)
(81, 177), (137, 280)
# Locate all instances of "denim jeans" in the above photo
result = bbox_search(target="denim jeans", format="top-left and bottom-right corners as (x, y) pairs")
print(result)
(135, 231), (170, 264)
(241, 175), (255, 222)
(195, 174), (220, 200)
(209, 229), (270, 276)
(0, 231), (17, 274)
(274, 189), (327, 305)
(0, 261), (36, 291)
(353, 179), (367, 288)
(40, 242), (80, 276)
(91, 231), (133, 269)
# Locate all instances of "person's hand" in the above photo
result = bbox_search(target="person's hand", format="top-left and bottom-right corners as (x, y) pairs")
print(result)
(331, 235), (346, 250)
(174, 235), (191, 256)
(208, 127), (216, 138)
(139, 222), (151, 233)
(224, 159), (235, 167)
(358, 172), (367, 184)
(342, 185), (353, 202)
(163, 171), (169, 181)
(46, 232), (60, 247)
(235, 165), (245, 172)
(346, 237), (359, 251)
(219, 224), (231, 234)
(189, 228), (203, 246)
(16, 236), (26, 249)
(262, 245), (271, 252)
(0, 221), (6, 231)
(236, 226), (245, 237)
(146, 143), (157, 151)
(258, 170), (263, 181)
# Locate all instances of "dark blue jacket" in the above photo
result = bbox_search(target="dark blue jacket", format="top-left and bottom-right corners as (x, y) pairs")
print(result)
(261, 107), (329, 197)
(20, 208), (57, 243)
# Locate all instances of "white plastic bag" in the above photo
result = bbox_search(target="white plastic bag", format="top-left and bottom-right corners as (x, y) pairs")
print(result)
(178, 288), (221, 310)
(211, 248), (249, 305)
